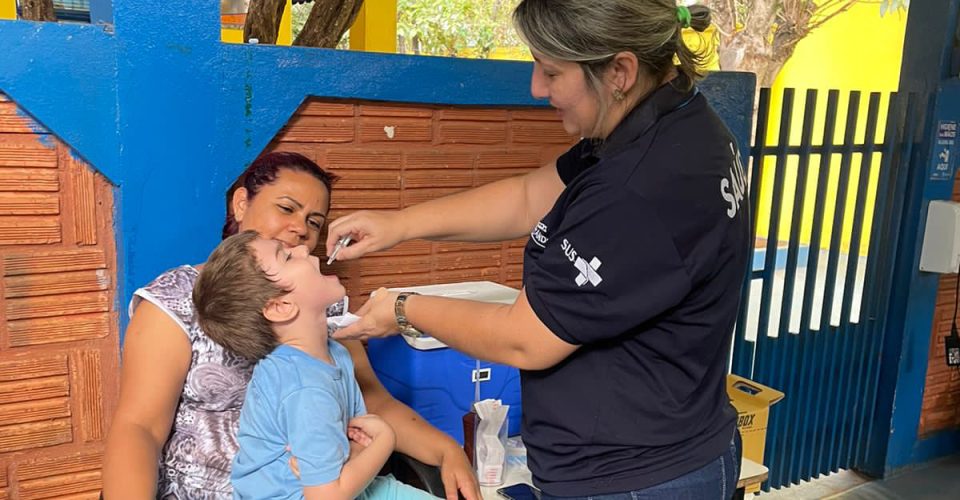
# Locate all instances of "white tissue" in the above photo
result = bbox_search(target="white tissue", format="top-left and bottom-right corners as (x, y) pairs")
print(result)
(326, 312), (360, 331)
(474, 398), (509, 486)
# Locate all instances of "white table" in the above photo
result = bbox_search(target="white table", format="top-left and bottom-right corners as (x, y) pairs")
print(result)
(479, 458), (768, 499)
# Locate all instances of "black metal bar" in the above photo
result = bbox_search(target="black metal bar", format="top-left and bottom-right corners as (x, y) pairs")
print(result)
(860, 91), (923, 464)
(836, 92), (882, 469)
(773, 89), (819, 486)
(755, 89), (796, 488)
(734, 88), (773, 377)
(851, 92), (904, 464)
(765, 143), (887, 155)
(814, 91), (860, 471)
(798, 90), (840, 479)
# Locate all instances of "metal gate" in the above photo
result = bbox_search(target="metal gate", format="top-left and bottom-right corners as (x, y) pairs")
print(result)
(730, 87), (921, 489)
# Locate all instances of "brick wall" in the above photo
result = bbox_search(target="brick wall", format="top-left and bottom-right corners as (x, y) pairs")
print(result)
(918, 173), (960, 436)
(0, 93), (119, 499)
(0, 95), (572, 498)
(267, 99), (576, 308)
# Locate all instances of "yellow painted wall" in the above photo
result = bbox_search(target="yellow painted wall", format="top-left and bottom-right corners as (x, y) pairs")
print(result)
(350, 0), (397, 53)
(755, 4), (907, 253)
(1, 0), (16, 20)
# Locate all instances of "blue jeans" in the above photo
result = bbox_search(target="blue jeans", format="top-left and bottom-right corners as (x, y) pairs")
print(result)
(541, 430), (742, 500)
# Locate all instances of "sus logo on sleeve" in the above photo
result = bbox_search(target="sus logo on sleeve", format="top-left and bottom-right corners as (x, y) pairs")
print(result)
(562, 238), (603, 287)
(720, 142), (747, 219)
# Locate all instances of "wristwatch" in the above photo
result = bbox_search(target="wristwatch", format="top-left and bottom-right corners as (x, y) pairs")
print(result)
(394, 292), (423, 338)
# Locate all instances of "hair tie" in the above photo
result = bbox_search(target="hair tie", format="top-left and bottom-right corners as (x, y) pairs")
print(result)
(677, 5), (692, 29)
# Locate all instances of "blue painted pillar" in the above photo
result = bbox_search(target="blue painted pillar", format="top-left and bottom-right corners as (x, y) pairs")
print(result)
(110, 0), (227, 318)
(866, 0), (960, 477)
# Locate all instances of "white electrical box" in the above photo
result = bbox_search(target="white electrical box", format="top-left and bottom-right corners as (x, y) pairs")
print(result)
(919, 200), (960, 273)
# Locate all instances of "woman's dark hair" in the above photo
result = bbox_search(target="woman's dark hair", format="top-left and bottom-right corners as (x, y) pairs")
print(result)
(222, 151), (338, 240)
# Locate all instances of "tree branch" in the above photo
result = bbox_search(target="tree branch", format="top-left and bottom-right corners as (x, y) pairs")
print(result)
(21, 0), (57, 21)
(294, 0), (365, 48)
(808, 0), (857, 31)
(244, 0), (288, 44)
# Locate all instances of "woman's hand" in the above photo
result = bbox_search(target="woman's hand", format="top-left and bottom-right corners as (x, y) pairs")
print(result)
(331, 288), (401, 342)
(439, 446), (482, 500)
(326, 211), (406, 262)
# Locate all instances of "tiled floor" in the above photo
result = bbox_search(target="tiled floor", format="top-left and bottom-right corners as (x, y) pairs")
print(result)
(757, 455), (960, 499)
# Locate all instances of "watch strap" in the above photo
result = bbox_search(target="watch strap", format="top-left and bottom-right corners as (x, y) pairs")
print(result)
(394, 292), (422, 337)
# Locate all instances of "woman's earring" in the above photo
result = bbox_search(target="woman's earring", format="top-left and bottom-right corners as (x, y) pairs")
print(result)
(613, 88), (625, 102)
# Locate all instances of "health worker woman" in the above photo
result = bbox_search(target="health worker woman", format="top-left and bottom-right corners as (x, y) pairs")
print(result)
(328, 1), (751, 498)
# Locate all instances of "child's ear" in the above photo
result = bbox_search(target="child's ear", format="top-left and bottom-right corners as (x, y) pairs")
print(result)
(263, 297), (299, 323)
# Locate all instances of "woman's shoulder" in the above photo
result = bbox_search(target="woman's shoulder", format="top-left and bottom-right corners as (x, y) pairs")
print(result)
(142, 265), (201, 290)
(128, 265), (201, 333)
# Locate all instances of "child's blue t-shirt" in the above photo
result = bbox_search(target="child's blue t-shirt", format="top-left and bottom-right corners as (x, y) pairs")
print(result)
(231, 342), (366, 499)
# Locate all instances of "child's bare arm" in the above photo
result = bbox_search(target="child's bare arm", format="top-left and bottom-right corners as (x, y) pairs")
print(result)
(303, 414), (396, 500)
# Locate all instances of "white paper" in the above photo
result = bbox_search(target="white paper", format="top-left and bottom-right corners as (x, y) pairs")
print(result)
(474, 398), (509, 486)
(326, 312), (360, 332)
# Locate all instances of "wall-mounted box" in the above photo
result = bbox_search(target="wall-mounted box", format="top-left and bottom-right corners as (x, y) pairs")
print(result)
(919, 200), (960, 274)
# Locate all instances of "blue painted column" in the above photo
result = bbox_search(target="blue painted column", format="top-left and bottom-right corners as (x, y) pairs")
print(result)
(110, 1), (227, 312)
(865, 0), (960, 477)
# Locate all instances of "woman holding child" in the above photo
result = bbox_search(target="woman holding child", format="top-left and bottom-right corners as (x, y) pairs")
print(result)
(102, 152), (479, 499)
(329, 1), (750, 499)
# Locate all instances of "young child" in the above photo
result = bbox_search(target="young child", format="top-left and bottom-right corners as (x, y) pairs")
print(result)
(193, 230), (438, 500)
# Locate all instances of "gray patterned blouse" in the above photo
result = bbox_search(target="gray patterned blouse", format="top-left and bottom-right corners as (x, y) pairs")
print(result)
(131, 266), (252, 499)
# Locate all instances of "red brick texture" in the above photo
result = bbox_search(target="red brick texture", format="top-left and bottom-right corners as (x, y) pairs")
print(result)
(267, 99), (576, 309)
(0, 94), (119, 499)
(918, 174), (960, 436)
(0, 95), (572, 497)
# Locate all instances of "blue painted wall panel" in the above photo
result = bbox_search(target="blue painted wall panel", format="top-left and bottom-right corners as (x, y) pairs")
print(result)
(0, 20), (117, 176)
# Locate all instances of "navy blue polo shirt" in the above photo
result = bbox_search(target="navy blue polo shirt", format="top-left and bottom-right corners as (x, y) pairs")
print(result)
(521, 75), (750, 496)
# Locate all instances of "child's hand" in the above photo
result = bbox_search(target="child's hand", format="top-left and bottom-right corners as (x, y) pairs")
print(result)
(347, 414), (395, 443)
(348, 426), (373, 448)
(347, 429), (368, 461)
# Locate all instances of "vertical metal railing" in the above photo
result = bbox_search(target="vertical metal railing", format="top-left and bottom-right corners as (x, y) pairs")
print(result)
(733, 88), (773, 377)
(734, 87), (916, 490)
(856, 92), (925, 465)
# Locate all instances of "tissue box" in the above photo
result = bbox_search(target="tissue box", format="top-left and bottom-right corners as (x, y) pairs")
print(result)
(366, 281), (523, 444)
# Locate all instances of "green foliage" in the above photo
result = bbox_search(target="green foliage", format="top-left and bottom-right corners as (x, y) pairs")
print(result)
(396, 0), (523, 58)
(880, 0), (909, 17)
(291, 2), (311, 39)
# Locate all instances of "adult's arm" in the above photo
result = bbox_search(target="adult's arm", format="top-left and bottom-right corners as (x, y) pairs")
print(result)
(326, 162), (565, 260)
(336, 288), (578, 372)
(102, 301), (191, 499)
(341, 340), (481, 500)
(303, 415), (395, 500)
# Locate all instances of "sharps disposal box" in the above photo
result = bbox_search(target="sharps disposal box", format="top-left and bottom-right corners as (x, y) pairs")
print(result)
(366, 281), (523, 444)
(726, 374), (784, 493)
